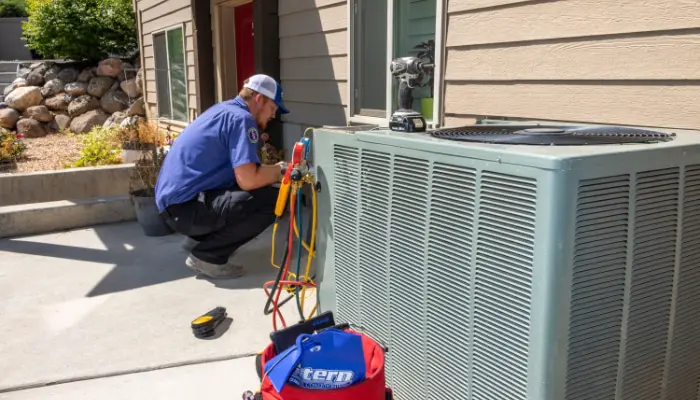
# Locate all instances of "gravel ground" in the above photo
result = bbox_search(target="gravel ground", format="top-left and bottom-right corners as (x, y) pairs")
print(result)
(15, 133), (82, 173)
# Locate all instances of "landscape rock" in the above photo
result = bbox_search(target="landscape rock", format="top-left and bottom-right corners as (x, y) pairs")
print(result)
(87, 76), (113, 98)
(100, 90), (130, 114)
(57, 68), (79, 83)
(54, 114), (71, 131)
(120, 78), (141, 98)
(25, 72), (45, 87)
(16, 118), (48, 138)
(6, 86), (43, 111)
(68, 95), (100, 117)
(77, 68), (94, 83)
(104, 111), (127, 128)
(44, 94), (71, 111)
(0, 108), (19, 129)
(17, 68), (31, 79)
(97, 58), (123, 78)
(47, 119), (60, 133)
(3, 79), (26, 97)
(41, 79), (65, 98)
(31, 62), (50, 76)
(43, 64), (62, 81)
(70, 109), (109, 134)
(127, 97), (146, 117)
(25, 105), (54, 123)
(64, 82), (88, 96)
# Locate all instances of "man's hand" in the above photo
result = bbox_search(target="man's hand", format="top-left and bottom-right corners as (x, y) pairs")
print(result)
(277, 161), (288, 181)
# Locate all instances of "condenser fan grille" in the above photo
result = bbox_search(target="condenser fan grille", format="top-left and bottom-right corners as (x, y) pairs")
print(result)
(429, 125), (675, 145)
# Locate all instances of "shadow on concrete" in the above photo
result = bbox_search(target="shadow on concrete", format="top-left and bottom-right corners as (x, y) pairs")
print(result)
(0, 221), (280, 297)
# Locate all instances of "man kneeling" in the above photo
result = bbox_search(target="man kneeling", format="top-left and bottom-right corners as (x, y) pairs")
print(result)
(155, 74), (289, 279)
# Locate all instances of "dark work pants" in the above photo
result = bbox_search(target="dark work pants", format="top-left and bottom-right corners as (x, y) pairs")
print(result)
(162, 186), (279, 265)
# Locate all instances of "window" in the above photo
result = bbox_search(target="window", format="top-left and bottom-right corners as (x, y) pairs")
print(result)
(350, 0), (442, 125)
(153, 25), (188, 122)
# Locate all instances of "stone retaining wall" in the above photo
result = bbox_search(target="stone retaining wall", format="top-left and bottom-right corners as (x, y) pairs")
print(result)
(0, 57), (146, 137)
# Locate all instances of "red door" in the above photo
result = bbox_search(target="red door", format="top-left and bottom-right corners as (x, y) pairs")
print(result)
(234, 1), (255, 92)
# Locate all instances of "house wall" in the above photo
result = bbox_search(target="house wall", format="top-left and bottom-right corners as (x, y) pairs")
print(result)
(136, 0), (199, 133)
(0, 18), (33, 61)
(444, 0), (700, 129)
(278, 0), (349, 147)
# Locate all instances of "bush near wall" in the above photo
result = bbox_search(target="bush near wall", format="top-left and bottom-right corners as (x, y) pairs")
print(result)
(22, 0), (138, 62)
(0, 0), (28, 18)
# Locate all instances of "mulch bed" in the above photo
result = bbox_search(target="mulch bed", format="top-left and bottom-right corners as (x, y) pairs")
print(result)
(13, 133), (82, 173)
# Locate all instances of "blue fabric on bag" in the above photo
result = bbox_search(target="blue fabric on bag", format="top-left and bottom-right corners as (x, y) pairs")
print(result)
(264, 329), (367, 392)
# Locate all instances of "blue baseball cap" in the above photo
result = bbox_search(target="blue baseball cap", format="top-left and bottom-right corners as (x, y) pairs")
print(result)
(243, 74), (290, 114)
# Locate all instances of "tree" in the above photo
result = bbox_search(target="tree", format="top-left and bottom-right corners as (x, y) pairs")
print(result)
(22, 0), (138, 62)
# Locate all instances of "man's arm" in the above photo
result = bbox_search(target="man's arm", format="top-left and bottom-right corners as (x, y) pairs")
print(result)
(234, 162), (284, 191)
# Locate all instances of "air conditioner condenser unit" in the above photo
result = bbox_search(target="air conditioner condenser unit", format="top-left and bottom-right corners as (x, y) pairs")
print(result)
(309, 125), (700, 400)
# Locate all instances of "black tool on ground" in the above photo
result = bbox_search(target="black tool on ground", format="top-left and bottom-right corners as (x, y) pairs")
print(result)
(191, 306), (227, 338)
(269, 311), (336, 353)
(388, 56), (434, 133)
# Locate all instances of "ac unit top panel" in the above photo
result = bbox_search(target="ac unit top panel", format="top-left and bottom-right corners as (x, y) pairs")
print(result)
(323, 126), (700, 171)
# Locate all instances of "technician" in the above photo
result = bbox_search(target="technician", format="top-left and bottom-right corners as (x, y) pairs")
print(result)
(155, 74), (289, 279)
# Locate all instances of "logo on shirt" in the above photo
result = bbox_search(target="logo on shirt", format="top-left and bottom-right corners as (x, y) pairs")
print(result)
(247, 127), (259, 144)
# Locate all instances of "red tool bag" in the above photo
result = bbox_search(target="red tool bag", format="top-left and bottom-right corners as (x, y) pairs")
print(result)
(255, 328), (390, 400)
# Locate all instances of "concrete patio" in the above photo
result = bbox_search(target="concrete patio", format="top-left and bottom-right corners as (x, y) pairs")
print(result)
(0, 219), (314, 398)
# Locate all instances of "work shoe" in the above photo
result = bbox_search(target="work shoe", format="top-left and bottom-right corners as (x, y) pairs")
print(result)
(185, 254), (245, 279)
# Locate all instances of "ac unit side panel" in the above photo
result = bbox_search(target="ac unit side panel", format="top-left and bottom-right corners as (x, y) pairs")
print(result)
(564, 173), (631, 400)
(313, 129), (567, 400)
(663, 164), (700, 400)
(622, 168), (680, 400)
(313, 129), (361, 317)
(562, 164), (700, 400)
(527, 168), (581, 400)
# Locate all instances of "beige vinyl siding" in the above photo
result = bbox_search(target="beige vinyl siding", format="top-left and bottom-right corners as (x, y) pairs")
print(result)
(136, 0), (196, 123)
(279, 0), (348, 127)
(444, 0), (700, 130)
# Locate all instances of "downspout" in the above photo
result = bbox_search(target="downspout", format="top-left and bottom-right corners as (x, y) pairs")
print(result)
(132, 0), (149, 120)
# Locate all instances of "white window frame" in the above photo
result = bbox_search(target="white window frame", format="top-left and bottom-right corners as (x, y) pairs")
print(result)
(347, 0), (446, 128)
(151, 23), (190, 123)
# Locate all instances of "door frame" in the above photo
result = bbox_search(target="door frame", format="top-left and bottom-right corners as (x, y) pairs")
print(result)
(211, 0), (253, 102)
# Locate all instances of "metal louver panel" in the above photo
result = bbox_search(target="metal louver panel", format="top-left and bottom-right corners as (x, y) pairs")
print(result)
(388, 156), (430, 400)
(566, 175), (630, 400)
(621, 168), (680, 400)
(426, 164), (476, 400)
(332, 145), (361, 323)
(473, 172), (536, 400)
(664, 165), (700, 399)
(357, 150), (393, 386)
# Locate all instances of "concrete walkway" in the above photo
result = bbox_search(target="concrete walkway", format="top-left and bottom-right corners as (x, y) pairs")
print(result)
(0, 220), (314, 397)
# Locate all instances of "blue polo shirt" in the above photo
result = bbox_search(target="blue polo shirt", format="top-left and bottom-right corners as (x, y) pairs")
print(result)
(155, 96), (261, 212)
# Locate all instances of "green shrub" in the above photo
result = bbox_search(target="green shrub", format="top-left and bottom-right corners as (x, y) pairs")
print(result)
(0, 0), (28, 18)
(23, 0), (138, 62)
(67, 127), (122, 168)
(0, 128), (27, 163)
